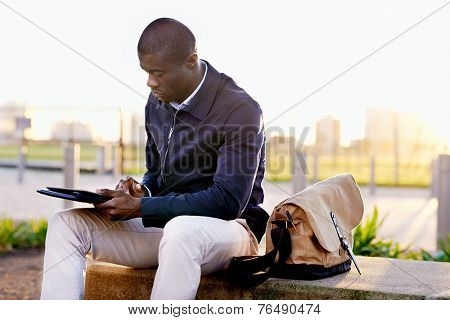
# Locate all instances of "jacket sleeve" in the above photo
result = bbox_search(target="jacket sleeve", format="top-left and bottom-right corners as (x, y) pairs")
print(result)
(140, 101), (264, 228)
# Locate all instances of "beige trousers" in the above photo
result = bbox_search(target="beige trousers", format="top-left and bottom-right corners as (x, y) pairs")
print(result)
(40, 208), (259, 300)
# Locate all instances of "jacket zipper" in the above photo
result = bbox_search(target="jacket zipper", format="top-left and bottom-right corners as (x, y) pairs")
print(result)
(161, 109), (179, 186)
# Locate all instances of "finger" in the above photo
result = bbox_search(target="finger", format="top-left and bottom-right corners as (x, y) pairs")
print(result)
(94, 197), (118, 210)
(93, 204), (109, 215)
(94, 201), (109, 210)
(115, 179), (125, 190)
(96, 189), (123, 197)
(123, 177), (135, 192)
(124, 176), (135, 185)
(96, 188), (116, 195)
(132, 183), (142, 195)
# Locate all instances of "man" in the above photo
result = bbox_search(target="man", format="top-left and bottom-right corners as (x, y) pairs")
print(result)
(40, 18), (268, 300)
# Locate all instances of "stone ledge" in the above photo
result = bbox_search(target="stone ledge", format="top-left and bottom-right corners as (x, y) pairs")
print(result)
(84, 256), (450, 300)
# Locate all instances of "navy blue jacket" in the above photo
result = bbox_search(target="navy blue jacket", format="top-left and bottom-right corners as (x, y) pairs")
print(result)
(140, 60), (269, 242)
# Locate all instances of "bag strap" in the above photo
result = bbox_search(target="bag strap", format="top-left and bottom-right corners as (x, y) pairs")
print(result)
(271, 219), (293, 262)
(226, 215), (293, 287)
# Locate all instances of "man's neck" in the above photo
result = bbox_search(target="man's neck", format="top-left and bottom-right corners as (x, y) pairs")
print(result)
(176, 61), (205, 104)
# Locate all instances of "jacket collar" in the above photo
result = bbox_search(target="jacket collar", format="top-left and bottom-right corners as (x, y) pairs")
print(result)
(155, 60), (221, 120)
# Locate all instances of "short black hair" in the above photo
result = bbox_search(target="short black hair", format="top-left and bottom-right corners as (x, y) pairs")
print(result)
(137, 18), (197, 64)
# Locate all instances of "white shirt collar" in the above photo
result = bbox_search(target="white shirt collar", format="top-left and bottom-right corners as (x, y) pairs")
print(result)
(169, 60), (208, 110)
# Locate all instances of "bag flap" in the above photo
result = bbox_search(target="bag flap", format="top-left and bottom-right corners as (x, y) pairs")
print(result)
(275, 173), (364, 252)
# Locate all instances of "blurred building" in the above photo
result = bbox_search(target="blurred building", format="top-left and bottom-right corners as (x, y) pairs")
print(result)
(314, 115), (341, 156)
(267, 135), (296, 156)
(0, 101), (29, 141)
(364, 108), (397, 155)
(51, 121), (93, 142)
(122, 112), (145, 146)
(364, 107), (441, 159)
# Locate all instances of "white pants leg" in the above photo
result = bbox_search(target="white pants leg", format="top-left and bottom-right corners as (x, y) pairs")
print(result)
(40, 208), (258, 300)
(40, 207), (163, 299)
(151, 215), (259, 299)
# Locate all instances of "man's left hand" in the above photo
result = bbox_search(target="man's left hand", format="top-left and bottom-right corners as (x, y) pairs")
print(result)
(94, 189), (141, 221)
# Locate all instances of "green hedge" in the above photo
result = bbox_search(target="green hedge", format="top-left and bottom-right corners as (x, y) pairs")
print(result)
(0, 219), (47, 253)
(353, 207), (449, 262)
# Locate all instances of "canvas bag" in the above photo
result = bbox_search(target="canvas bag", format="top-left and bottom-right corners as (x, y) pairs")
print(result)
(227, 173), (364, 287)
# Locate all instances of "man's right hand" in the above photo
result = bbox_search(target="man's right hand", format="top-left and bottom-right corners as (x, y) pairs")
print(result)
(115, 176), (147, 198)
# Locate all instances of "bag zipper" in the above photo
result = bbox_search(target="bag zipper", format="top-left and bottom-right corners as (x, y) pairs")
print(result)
(161, 109), (179, 187)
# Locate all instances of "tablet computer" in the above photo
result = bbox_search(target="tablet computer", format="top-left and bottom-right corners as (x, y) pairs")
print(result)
(37, 187), (113, 204)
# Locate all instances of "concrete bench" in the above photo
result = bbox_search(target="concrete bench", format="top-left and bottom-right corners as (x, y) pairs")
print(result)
(84, 256), (450, 300)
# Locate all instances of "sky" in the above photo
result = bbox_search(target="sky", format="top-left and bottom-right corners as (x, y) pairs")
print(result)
(1, 0), (449, 145)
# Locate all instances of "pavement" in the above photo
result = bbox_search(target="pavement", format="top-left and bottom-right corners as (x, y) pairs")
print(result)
(85, 256), (450, 300)
(0, 249), (43, 300)
(0, 167), (437, 251)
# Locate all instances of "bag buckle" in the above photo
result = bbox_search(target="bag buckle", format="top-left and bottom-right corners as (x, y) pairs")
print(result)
(270, 218), (291, 230)
(271, 206), (293, 230)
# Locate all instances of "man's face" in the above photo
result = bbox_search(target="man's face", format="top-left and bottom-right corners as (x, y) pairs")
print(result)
(138, 52), (191, 103)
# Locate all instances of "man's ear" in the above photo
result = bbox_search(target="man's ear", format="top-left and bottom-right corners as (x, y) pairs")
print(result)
(185, 53), (198, 69)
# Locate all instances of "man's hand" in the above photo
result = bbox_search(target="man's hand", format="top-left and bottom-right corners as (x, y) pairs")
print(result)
(115, 176), (146, 198)
(94, 189), (141, 221)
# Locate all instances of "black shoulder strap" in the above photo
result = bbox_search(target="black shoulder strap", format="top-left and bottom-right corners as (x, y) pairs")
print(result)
(226, 219), (292, 288)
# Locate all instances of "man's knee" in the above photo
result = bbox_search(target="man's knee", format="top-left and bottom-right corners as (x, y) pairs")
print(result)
(161, 216), (205, 246)
(47, 208), (91, 233)
(48, 209), (69, 230)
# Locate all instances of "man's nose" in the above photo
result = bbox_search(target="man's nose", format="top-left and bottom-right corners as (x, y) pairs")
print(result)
(147, 74), (158, 88)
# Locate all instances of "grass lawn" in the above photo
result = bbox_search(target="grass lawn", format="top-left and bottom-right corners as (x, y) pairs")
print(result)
(0, 143), (432, 187)
(266, 154), (431, 187)
(0, 143), (144, 162)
